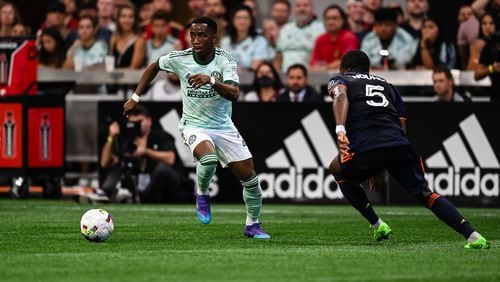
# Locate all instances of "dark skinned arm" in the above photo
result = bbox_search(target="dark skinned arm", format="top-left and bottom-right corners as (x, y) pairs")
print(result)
(188, 74), (240, 101)
(123, 62), (160, 115)
(332, 85), (349, 129)
(331, 85), (350, 154)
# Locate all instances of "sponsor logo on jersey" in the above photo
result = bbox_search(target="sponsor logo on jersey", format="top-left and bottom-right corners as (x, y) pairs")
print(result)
(186, 87), (216, 98)
(211, 71), (222, 82)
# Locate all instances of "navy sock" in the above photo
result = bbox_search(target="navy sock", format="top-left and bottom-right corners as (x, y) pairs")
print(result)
(339, 181), (379, 225)
(428, 194), (475, 239)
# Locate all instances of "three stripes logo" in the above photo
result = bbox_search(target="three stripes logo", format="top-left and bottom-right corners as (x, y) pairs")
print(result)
(258, 110), (343, 200)
(425, 114), (499, 197)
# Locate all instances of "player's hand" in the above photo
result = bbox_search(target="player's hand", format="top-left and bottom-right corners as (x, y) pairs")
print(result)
(337, 132), (350, 155)
(188, 74), (211, 89)
(123, 99), (137, 117)
(108, 121), (120, 137)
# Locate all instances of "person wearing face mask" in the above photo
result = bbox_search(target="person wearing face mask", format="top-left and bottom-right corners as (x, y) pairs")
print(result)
(245, 61), (284, 102)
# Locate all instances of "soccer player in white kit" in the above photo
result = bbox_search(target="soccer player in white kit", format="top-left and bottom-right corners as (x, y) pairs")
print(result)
(124, 17), (270, 239)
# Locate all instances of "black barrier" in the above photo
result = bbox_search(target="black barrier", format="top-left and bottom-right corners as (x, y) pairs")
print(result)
(403, 104), (500, 206)
(98, 102), (500, 207)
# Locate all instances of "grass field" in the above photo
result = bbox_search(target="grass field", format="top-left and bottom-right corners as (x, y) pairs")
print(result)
(0, 199), (498, 282)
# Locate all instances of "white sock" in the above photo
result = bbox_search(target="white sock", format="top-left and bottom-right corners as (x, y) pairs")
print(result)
(372, 218), (384, 229)
(467, 231), (481, 243)
(246, 216), (259, 226)
(196, 188), (209, 196)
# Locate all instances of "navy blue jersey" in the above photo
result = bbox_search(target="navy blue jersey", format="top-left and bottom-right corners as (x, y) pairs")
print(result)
(328, 71), (409, 152)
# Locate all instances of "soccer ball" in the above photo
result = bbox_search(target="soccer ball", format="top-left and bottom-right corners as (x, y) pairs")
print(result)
(80, 209), (114, 242)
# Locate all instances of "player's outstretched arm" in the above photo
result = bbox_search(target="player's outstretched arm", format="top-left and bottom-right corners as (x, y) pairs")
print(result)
(123, 62), (160, 116)
(331, 85), (350, 154)
(332, 85), (349, 128)
(188, 74), (240, 101)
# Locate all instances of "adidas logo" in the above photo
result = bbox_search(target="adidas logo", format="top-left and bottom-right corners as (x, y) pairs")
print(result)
(259, 110), (343, 200)
(425, 114), (499, 197)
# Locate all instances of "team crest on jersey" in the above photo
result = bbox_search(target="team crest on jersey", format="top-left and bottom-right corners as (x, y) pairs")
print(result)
(327, 80), (336, 93)
(211, 71), (222, 82)
(188, 135), (196, 145)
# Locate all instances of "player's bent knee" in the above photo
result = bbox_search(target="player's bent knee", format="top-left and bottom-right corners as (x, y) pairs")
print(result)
(197, 154), (218, 176)
(415, 191), (441, 208)
(198, 153), (218, 166)
(193, 140), (215, 158)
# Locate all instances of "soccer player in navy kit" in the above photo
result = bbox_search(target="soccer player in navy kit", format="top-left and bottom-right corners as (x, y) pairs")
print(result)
(328, 50), (489, 249)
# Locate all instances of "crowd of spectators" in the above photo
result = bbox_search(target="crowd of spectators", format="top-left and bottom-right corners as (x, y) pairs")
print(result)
(1, 0), (499, 101)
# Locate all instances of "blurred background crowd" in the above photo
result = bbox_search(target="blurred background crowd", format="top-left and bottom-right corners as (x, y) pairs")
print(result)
(2, 0), (499, 102)
(2, 0), (499, 203)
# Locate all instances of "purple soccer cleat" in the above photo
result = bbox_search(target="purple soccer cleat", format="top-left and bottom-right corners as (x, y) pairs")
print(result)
(244, 223), (271, 239)
(195, 194), (211, 224)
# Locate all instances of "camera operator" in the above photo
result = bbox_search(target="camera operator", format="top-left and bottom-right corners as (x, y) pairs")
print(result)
(100, 105), (190, 203)
(474, 30), (500, 102)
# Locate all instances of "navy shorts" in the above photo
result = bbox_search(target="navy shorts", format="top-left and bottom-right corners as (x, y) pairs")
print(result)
(338, 145), (431, 196)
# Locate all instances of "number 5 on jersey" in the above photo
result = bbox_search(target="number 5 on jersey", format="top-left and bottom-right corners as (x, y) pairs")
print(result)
(366, 84), (389, 107)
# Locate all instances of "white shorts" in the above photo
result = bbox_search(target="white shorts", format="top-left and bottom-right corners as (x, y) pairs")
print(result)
(180, 127), (252, 168)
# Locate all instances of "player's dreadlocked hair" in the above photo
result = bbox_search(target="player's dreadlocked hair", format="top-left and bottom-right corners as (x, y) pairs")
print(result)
(341, 50), (371, 73)
(191, 16), (218, 35)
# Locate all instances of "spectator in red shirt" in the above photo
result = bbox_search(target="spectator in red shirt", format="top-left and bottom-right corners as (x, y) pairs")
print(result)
(310, 5), (359, 71)
(62, 0), (79, 31)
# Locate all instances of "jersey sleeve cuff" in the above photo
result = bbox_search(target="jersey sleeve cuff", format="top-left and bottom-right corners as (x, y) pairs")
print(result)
(223, 80), (240, 86)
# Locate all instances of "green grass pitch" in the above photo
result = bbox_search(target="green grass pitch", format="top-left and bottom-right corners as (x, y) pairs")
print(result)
(0, 199), (499, 282)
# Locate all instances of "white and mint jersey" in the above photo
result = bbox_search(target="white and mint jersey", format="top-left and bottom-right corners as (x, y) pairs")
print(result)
(146, 36), (178, 65)
(276, 19), (324, 72)
(68, 40), (108, 69)
(157, 47), (239, 130)
(220, 35), (272, 69)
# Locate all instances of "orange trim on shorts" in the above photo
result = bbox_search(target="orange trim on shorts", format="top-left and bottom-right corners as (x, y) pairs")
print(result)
(427, 193), (441, 208)
(419, 157), (426, 173)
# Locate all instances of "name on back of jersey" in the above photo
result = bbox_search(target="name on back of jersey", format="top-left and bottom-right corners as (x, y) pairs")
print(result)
(350, 73), (386, 82)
